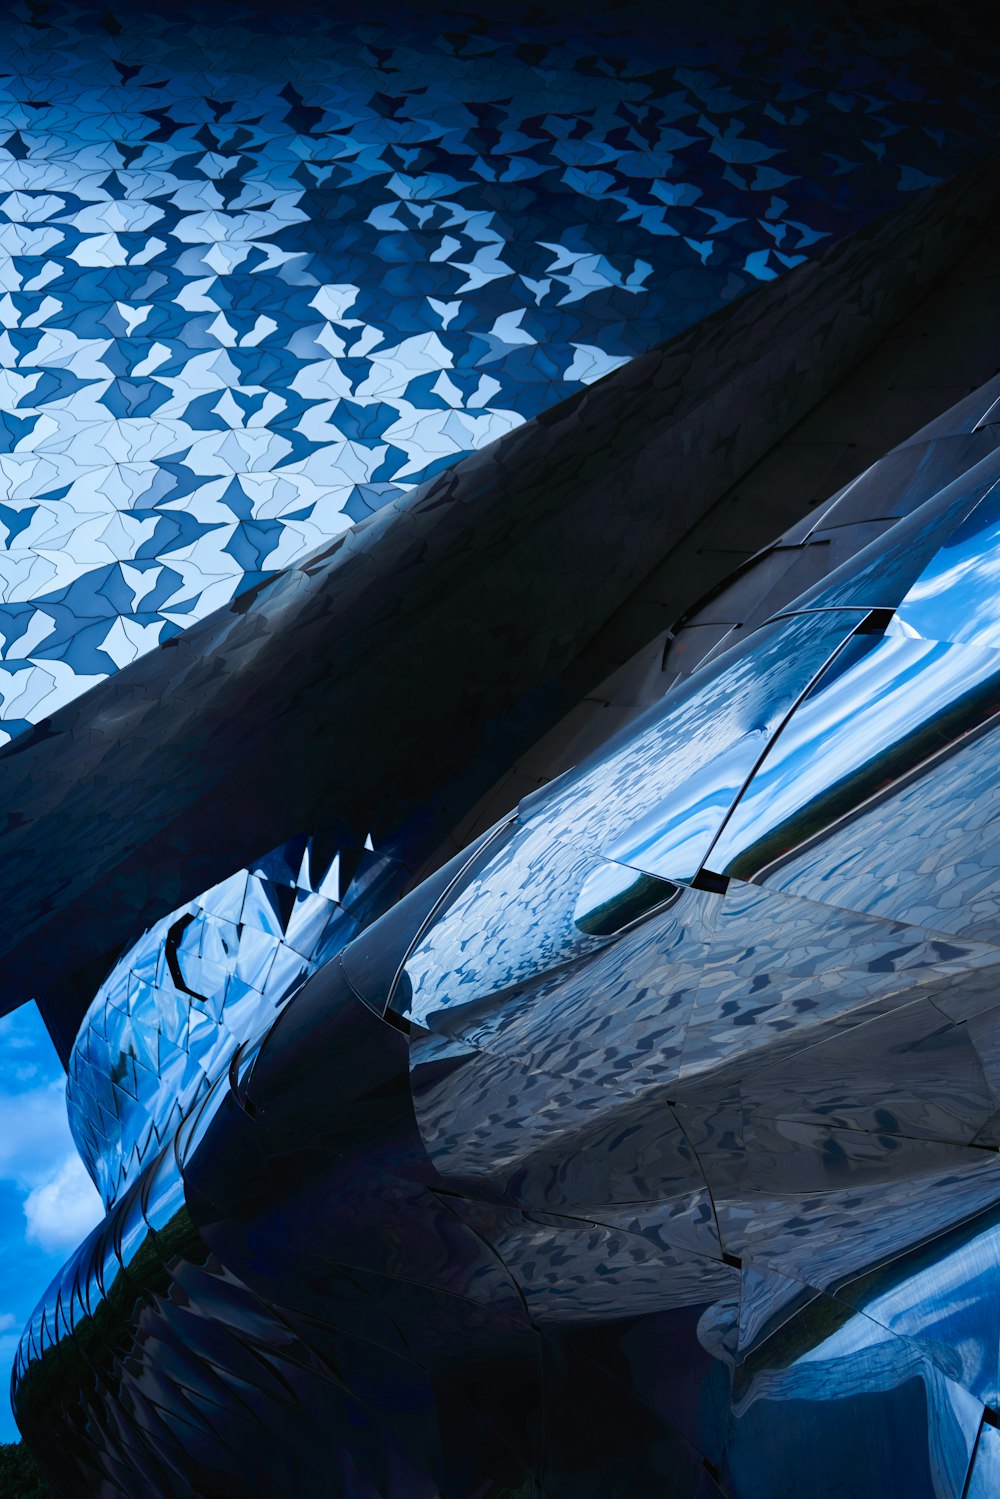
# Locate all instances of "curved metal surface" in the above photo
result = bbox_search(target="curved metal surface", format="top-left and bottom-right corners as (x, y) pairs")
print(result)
(1, 152), (997, 1055)
(15, 367), (1000, 1498)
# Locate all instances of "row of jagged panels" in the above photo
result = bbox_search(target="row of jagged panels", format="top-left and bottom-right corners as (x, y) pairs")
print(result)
(27, 368), (1000, 1495)
(65, 831), (409, 1205)
(62, 362), (1000, 1213)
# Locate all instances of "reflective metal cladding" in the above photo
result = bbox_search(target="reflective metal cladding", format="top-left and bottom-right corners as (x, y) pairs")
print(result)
(5, 9), (1000, 1492)
(13, 344), (1000, 1496)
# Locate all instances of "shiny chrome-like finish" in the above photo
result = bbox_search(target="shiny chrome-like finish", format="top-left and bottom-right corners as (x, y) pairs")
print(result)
(14, 379), (1000, 1497)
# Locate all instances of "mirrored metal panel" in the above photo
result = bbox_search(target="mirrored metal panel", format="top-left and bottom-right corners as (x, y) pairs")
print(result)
(891, 475), (1000, 649)
(572, 862), (679, 936)
(709, 634), (1000, 885)
(523, 609), (865, 879)
(779, 449), (1000, 613)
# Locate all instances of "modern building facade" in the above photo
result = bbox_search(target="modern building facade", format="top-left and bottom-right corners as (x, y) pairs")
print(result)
(2, 2), (1000, 1495)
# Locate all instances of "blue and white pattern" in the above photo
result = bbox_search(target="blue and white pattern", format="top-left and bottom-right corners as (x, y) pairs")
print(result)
(0, 0), (995, 741)
(65, 829), (405, 1207)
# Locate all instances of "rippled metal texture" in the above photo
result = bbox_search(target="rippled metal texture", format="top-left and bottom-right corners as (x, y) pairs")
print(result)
(14, 349), (1000, 1495)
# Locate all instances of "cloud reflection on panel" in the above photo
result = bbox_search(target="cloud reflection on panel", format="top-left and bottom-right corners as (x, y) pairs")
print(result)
(13, 392), (1000, 1495)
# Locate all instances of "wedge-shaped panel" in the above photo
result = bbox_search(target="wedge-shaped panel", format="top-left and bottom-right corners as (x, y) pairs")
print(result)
(524, 609), (867, 883)
(778, 449), (1000, 613)
(709, 633), (1000, 887)
(890, 473), (1000, 648)
(601, 730), (770, 884)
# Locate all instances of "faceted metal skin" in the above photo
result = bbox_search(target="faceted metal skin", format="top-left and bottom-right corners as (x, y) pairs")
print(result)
(0, 0), (995, 757)
(64, 832), (406, 1207)
(4, 154), (998, 1055)
(14, 374), (1000, 1497)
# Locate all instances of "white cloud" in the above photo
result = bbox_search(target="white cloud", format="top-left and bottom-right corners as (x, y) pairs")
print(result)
(23, 1155), (102, 1254)
(0, 1079), (75, 1190)
(0, 1314), (19, 1364)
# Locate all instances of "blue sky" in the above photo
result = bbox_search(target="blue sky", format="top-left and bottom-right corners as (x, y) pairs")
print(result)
(0, 1003), (102, 1444)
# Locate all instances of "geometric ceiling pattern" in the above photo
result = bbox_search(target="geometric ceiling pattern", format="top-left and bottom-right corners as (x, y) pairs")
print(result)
(0, 0), (996, 740)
